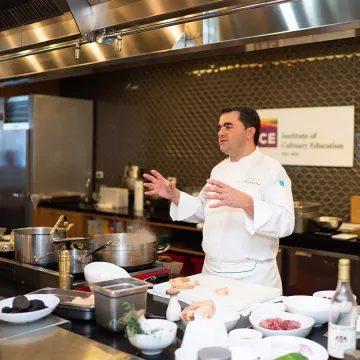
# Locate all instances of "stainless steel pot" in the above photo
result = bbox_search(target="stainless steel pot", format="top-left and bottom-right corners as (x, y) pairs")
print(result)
(294, 201), (321, 233)
(33, 241), (112, 273)
(55, 233), (170, 268)
(14, 227), (66, 265)
(88, 233), (170, 267)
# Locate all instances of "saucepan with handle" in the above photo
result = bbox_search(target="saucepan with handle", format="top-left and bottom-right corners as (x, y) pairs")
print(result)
(53, 233), (171, 268)
(33, 241), (112, 274)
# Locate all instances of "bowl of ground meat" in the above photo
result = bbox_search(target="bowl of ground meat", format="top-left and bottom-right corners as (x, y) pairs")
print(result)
(249, 310), (314, 338)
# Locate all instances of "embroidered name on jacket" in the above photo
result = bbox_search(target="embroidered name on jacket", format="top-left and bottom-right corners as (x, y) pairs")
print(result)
(244, 177), (260, 185)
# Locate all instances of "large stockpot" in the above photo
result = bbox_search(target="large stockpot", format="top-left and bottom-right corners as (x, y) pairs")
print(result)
(55, 233), (170, 268)
(14, 227), (66, 265)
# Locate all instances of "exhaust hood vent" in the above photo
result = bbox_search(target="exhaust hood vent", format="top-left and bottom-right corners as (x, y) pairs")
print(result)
(4, 96), (29, 124)
(0, 0), (65, 32)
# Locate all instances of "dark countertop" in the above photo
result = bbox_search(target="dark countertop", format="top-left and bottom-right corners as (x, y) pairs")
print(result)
(0, 277), (358, 359)
(39, 202), (198, 229)
(68, 294), (335, 360)
(39, 203), (360, 256)
(281, 232), (360, 256)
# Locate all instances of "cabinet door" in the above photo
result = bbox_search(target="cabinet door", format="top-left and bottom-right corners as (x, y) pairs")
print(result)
(34, 208), (85, 237)
(284, 247), (360, 298)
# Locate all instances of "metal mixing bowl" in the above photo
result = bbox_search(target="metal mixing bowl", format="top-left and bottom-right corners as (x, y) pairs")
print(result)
(312, 216), (343, 231)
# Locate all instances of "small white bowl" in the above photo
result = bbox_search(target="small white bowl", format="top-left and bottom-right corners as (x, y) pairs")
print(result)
(127, 319), (177, 355)
(181, 304), (240, 332)
(283, 295), (330, 326)
(0, 294), (60, 324)
(230, 346), (260, 360)
(249, 310), (315, 338)
(84, 262), (130, 284)
(229, 328), (263, 348)
(175, 348), (197, 360)
(313, 290), (357, 302)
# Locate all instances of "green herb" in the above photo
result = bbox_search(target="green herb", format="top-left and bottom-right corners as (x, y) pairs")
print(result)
(275, 353), (309, 360)
(109, 302), (145, 337)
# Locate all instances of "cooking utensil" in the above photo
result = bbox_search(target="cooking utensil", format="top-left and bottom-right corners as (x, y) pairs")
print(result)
(14, 227), (66, 265)
(65, 223), (74, 232)
(29, 288), (95, 321)
(53, 233), (171, 268)
(86, 233), (170, 268)
(33, 241), (112, 274)
(50, 215), (68, 235)
(312, 216), (343, 231)
(92, 277), (150, 332)
(293, 201), (321, 233)
(33, 246), (66, 263)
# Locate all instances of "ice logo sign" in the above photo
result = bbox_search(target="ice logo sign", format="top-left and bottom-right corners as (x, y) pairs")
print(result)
(258, 118), (278, 148)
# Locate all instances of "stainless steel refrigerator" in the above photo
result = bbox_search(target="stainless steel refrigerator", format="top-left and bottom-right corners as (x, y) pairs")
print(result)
(0, 94), (93, 231)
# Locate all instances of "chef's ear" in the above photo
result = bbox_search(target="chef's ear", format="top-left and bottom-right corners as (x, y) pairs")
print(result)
(247, 127), (256, 140)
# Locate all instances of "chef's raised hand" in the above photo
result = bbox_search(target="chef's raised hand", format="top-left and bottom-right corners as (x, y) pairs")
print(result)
(143, 170), (180, 205)
(203, 179), (254, 217)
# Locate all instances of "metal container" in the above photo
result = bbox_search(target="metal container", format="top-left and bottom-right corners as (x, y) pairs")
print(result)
(293, 201), (321, 233)
(84, 233), (170, 268)
(92, 277), (150, 332)
(311, 216), (343, 231)
(68, 249), (93, 274)
(33, 242), (112, 274)
(14, 227), (66, 265)
(29, 287), (95, 320)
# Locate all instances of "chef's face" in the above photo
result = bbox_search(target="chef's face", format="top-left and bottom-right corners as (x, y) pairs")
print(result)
(217, 111), (255, 157)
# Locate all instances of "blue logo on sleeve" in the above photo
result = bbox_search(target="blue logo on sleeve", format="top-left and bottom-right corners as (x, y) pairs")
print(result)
(279, 180), (284, 187)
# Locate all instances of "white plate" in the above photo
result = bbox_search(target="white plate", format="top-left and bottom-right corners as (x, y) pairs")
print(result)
(250, 310), (314, 338)
(0, 294), (59, 324)
(258, 336), (328, 360)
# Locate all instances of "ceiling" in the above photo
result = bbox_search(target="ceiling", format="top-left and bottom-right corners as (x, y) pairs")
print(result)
(1, 0), (360, 84)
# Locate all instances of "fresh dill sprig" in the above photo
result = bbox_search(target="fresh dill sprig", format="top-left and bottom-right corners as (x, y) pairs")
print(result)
(119, 302), (145, 338)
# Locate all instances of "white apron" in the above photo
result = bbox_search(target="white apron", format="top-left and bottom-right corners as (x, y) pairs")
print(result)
(202, 256), (282, 292)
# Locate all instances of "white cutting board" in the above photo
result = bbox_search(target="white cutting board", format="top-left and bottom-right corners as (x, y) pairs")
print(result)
(152, 274), (281, 311)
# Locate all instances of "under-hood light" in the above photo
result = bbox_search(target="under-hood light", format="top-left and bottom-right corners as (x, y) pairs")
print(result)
(74, 40), (81, 60)
(116, 33), (123, 52)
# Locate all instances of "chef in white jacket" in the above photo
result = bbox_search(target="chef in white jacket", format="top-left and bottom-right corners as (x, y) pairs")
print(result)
(144, 107), (294, 290)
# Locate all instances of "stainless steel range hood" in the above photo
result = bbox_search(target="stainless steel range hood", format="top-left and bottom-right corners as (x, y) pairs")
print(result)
(0, 0), (360, 83)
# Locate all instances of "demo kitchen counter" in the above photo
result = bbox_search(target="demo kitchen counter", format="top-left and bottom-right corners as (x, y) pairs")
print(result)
(0, 290), (337, 360)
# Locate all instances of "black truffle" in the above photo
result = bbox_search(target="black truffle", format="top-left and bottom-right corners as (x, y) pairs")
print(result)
(1, 307), (11, 313)
(12, 295), (30, 312)
(28, 299), (46, 311)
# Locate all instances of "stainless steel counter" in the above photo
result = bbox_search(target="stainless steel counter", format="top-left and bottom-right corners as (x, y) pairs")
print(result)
(0, 326), (140, 360)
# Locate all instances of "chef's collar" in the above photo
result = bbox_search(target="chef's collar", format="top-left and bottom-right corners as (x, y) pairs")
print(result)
(225, 146), (261, 164)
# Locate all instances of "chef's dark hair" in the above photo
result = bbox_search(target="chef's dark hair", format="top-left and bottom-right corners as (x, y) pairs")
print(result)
(220, 107), (261, 146)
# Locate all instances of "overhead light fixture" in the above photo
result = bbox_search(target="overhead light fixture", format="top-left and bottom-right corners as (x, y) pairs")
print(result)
(116, 32), (123, 52)
(74, 40), (81, 59)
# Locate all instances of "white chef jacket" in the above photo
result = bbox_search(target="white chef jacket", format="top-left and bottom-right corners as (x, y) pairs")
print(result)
(170, 147), (294, 289)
